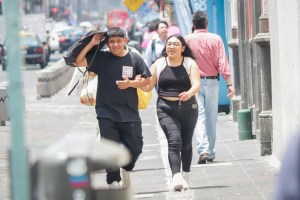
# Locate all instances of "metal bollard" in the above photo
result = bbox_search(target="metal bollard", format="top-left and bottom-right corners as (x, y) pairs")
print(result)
(31, 135), (132, 200)
(237, 109), (253, 140)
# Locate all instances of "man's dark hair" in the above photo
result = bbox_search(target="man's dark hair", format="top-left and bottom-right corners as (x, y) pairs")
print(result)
(192, 11), (208, 29)
(107, 27), (125, 39)
(155, 21), (168, 30)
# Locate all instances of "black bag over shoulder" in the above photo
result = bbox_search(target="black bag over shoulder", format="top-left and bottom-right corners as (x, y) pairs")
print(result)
(63, 30), (107, 67)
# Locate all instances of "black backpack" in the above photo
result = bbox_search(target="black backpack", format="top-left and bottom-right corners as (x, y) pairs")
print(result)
(64, 30), (107, 96)
(63, 30), (107, 67)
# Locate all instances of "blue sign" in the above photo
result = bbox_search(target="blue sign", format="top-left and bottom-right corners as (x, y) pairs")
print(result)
(173, 0), (193, 37)
(128, 3), (153, 19)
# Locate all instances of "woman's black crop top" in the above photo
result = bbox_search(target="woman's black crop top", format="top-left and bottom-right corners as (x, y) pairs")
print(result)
(158, 58), (192, 97)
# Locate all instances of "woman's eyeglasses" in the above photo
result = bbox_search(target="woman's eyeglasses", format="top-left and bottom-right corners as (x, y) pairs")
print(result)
(166, 42), (180, 47)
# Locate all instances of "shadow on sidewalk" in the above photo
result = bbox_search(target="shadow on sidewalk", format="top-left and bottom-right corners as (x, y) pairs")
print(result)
(135, 185), (230, 195)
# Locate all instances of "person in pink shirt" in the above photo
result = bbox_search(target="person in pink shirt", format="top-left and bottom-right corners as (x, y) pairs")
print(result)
(185, 11), (235, 164)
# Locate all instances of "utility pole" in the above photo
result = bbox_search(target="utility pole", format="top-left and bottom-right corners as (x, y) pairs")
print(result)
(45, 0), (49, 18)
(3, 0), (30, 199)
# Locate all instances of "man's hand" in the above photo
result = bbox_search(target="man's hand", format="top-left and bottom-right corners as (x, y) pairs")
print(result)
(227, 86), (235, 99)
(116, 77), (131, 89)
(90, 34), (105, 46)
(178, 91), (192, 101)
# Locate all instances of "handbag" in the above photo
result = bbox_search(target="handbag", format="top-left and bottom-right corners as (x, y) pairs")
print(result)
(79, 75), (98, 106)
(137, 89), (152, 110)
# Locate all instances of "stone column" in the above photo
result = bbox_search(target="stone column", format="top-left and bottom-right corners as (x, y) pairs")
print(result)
(228, 0), (241, 122)
(237, 0), (249, 109)
(250, 0), (263, 138)
(253, 0), (272, 156)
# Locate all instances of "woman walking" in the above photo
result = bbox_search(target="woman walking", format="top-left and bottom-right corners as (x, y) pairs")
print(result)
(140, 35), (201, 191)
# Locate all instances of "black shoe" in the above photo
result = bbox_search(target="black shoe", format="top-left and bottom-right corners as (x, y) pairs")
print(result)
(198, 153), (209, 164)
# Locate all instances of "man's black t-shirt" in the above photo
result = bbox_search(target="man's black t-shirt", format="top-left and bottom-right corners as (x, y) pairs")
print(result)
(86, 51), (151, 122)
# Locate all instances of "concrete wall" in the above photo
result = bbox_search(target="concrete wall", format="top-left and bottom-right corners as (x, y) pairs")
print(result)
(269, 0), (300, 160)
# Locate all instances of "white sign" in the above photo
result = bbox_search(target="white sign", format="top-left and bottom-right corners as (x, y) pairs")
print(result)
(122, 66), (133, 78)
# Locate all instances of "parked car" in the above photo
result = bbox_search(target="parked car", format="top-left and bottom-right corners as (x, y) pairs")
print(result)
(0, 31), (48, 70)
(59, 27), (85, 53)
(49, 26), (73, 53)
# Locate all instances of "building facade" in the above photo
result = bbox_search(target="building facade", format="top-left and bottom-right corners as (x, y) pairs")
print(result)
(228, 0), (300, 162)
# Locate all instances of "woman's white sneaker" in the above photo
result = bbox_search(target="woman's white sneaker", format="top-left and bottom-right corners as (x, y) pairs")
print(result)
(120, 168), (131, 188)
(182, 171), (190, 189)
(172, 173), (183, 191)
(108, 181), (120, 190)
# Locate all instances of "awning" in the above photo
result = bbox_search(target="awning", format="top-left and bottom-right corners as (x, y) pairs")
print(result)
(141, 13), (160, 24)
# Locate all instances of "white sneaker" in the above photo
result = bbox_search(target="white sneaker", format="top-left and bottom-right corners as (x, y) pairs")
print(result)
(120, 168), (131, 188)
(108, 181), (120, 190)
(182, 171), (190, 189)
(172, 173), (183, 191)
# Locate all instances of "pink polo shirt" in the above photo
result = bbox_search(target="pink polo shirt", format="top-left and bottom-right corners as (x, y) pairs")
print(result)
(184, 29), (231, 79)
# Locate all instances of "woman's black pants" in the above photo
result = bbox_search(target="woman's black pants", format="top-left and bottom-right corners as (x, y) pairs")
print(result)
(157, 96), (198, 176)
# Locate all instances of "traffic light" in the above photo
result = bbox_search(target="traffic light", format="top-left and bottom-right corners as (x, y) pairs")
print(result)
(0, 0), (2, 15)
(52, 7), (58, 13)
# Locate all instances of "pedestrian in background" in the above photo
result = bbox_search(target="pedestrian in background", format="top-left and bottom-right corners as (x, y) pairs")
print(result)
(276, 131), (300, 200)
(73, 27), (151, 189)
(184, 11), (235, 164)
(140, 35), (201, 191)
(145, 21), (168, 68)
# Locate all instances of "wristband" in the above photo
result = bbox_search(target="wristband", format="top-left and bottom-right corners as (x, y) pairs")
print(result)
(227, 84), (232, 87)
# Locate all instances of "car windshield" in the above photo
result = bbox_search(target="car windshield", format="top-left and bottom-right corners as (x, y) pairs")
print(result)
(62, 28), (85, 36)
(20, 36), (39, 46)
(55, 31), (62, 36)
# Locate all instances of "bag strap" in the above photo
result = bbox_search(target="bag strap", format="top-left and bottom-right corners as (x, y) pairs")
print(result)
(68, 34), (105, 96)
(156, 57), (167, 85)
(151, 38), (156, 59)
(183, 57), (192, 77)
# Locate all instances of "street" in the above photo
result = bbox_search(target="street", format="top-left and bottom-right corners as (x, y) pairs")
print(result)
(0, 52), (63, 101)
(0, 53), (278, 200)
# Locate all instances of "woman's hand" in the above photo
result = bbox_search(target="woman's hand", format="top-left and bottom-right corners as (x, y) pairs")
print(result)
(178, 91), (192, 101)
(90, 34), (105, 46)
(134, 74), (142, 81)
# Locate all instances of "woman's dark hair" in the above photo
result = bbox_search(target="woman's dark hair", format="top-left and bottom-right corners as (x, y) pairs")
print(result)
(107, 27), (125, 39)
(155, 35), (196, 62)
(192, 11), (208, 29)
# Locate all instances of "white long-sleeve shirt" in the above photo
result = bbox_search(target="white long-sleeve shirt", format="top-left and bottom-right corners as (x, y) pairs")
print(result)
(145, 37), (166, 68)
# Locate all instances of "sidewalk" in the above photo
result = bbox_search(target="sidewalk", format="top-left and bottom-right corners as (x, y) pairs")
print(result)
(0, 84), (279, 199)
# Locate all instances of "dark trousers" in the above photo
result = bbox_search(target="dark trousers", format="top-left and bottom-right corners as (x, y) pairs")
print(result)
(157, 97), (198, 176)
(98, 118), (143, 184)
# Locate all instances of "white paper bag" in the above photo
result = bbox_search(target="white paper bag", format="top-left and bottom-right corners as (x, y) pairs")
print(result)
(66, 67), (87, 96)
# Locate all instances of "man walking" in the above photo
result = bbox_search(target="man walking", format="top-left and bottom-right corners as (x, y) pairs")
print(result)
(73, 27), (151, 188)
(185, 11), (235, 164)
(145, 21), (168, 67)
